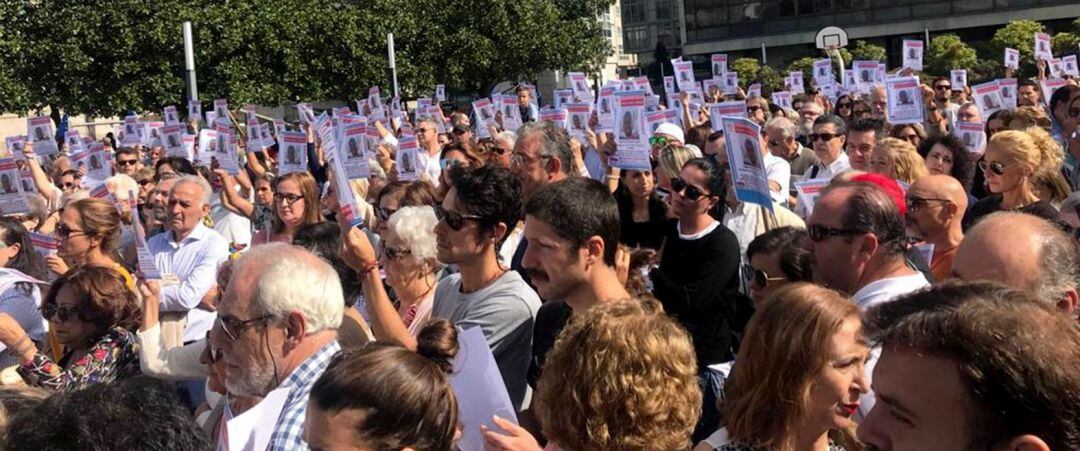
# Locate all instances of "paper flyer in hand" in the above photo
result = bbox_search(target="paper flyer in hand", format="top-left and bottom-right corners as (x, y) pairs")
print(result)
(902, 40), (924, 71)
(147, 121), (165, 148)
(187, 100), (201, 123)
(121, 190), (162, 280)
(29, 232), (59, 281)
(179, 134), (196, 161)
(702, 78), (723, 98)
(162, 106), (180, 126)
(645, 110), (673, 136)
(1039, 78), (1067, 105)
(1049, 58), (1065, 78)
(340, 123), (371, 179)
(5, 136), (26, 162)
(435, 84), (446, 102)
(278, 132), (309, 175)
(196, 129), (217, 167)
(204, 111), (218, 128)
(596, 86), (616, 133)
(853, 61), (878, 93)
(246, 118), (265, 151)
(552, 89), (574, 110)
(18, 170), (34, 194)
(83, 143), (111, 183)
(884, 76), (924, 125)
(788, 71), (805, 95)
(568, 72), (591, 101)
(711, 54), (728, 77)
(955, 121), (986, 154)
(539, 108), (568, 129)
(771, 91), (793, 110)
(450, 327), (520, 451)
(471, 98), (496, 130)
(297, 103), (316, 124)
(747, 83), (762, 98)
(610, 90), (649, 171)
(1004, 48), (1019, 69)
(633, 76), (653, 97)
(566, 103), (592, 141)
(971, 81), (1004, 116)
(162, 124), (185, 158)
(213, 99), (229, 121)
(997, 78), (1018, 110)
(213, 125), (240, 175)
(722, 117), (772, 211)
(673, 60), (696, 93)
(26, 117), (57, 156)
(813, 59), (833, 87)
(709, 101), (748, 132)
(723, 72), (739, 95)
(119, 118), (143, 148)
(259, 123), (275, 148)
(1034, 33), (1052, 61)
(1063, 55), (1080, 77)
(396, 136), (420, 182)
(950, 70), (967, 90)
(65, 130), (85, 154)
(663, 76), (676, 94)
(0, 158), (28, 216)
(498, 96), (522, 132)
(795, 179), (830, 215)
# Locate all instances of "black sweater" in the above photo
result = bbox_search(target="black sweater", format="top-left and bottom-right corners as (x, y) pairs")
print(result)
(650, 222), (742, 365)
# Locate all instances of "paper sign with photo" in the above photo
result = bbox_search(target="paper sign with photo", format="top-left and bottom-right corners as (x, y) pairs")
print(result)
(1004, 48), (1020, 69)
(971, 81), (1004, 117)
(259, 123), (275, 148)
(673, 60), (696, 93)
(568, 72), (591, 101)
(396, 136), (421, 182)
(339, 124), (371, 179)
(633, 76), (653, 97)
(788, 71), (805, 94)
(147, 121), (165, 148)
(213, 99), (229, 121)
(722, 117), (772, 211)
(876, 63), (887, 84)
(435, 84), (446, 102)
(1039, 79), (1067, 109)
(596, 87), (616, 133)
(610, 90), (649, 171)
(794, 179), (830, 215)
(1034, 33), (1052, 61)
(161, 124), (185, 158)
(204, 111), (217, 129)
(163, 106), (180, 126)
(65, 130), (85, 154)
(1064, 55), (1080, 77)
(702, 78), (723, 98)
(196, 129), (217, 167)
(552, 89), (574, 110)
(4, 136), (26, 162)
(1049, 58), (1064, 78)
(771, 91), (793, 110)
(950, 70), (968, 90)
(566, 103), (592, 141)
(884, 76), (924, 125)
(278, 131), (309, 175)
(86, 143), (111, 183)
(663, 76), (676, 94)
(27, 117), (58, 156)
(539, 108), (568, 129)
(19, 170), (34, 194)
(709, 101), (748, 133)
(29, 233), (58, 281)
(997, 78), (1018, 110)
(902, 40), (924, 71)
(498, 96), (522, 132)
(297, 103), (316, 125)
(188, 101), (202, 124)
(853, 61), (878, 93)
(723, 72), (739, 95)
(955, 121), (986, 154)
(747, 83), (762, 98)
(644, 110), (672, 137)
(813, 59), (833, 87)
(178, 134), (195, 161)
(0, 158), (28, 215)
(213, 125), (240, 175)
(711, 54), (728, 77)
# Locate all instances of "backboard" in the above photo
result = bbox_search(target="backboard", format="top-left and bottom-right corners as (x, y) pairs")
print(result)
(816, 26), (849, 50)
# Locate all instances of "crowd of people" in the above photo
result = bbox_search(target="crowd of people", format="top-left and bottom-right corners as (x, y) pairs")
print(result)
(0, 45), (1076, 451)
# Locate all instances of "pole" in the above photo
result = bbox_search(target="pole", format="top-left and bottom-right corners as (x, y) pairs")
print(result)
(387, 33), (399, 98)
(761, 42), (767, 65)
(183, 22), (197, 102)
(924, 27), (930, 47)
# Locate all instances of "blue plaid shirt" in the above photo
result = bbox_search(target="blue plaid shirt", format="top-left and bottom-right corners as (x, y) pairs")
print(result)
(268, 340), (341, 450)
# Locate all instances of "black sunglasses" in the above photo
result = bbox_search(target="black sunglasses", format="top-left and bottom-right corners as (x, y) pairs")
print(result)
(978, 160), (1007, 176)
(742, 263), (787, 288)
(670, 177), (706, 201)
(377, 207), (397, 222)
(42, 304), (83, 322)
(934, 85), (951, 91)
(807, 224), (863, 242)
(809, 133), (841, 143)
(117, 159), (139, 167)
(906, 196), (951, 212)
(837, 102), (852, 108)
(435, 205), (484, 230)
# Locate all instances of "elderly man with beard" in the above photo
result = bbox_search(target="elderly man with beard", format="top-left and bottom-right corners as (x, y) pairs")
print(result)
(903, 175), (967, 282)
(145, 173), (179, 237)
(795, 101), (824, 147)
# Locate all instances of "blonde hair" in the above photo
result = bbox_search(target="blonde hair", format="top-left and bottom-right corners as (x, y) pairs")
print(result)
(534, 299), (701, 450)
(724, 283), (863, 451)
(988, 127), (1063, 189)
(657, 144), (701, 180)
(1008, 106), (1053, 132)
(875, 137), (928, 184)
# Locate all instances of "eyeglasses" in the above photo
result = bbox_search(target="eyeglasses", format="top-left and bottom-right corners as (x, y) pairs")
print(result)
(205, 331), (223, 364)
(767, 139), (783, 147)
(809, 133), (841, 143)
(648, 136), (672, 147)
(934, 85), (951, 91)
(488, 146), (511, 156)
(417, 128), (433, 135)
(670, 177), (706, 201)
(55, 223), (86, 239)
(906, 196), (951, 212)
(117, 159), (139, 167)
(216, 314), (273, 341)
(837, 102), (852, 109)
(42, 304), (82, 322)
(440, 159), (464, 170)
(274, 193), (304, 205)
(452, 128), (468, 136)
(853, 109), (870, 116)
(380, 242), (413, 260)
(807, 224), (863, 242)
(742, 263), (787, 288)
(60, 181), (78, 190)
(138, 179), (154, 187)
(510, 152), (550, 167)
(978, 160), (1008, 176)
(435, 204), (484, 230)
(747, 105), (763, 113)
(377, 207), (397, 222)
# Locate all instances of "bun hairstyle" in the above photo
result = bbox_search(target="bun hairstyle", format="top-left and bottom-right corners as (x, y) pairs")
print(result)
(989, 127), (1063, 183)
(309, 319), (459, 451)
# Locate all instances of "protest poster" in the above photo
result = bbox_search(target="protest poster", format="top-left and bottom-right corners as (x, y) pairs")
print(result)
(955, 121), (986, 154)
(566, 103), (592, 141)
(568, 72), (591, 101)
(1034, 32), (1052, 61)
(390, 97), (403, 122)
(4, 136), (26, 162)
(818, 81), (838, 102)
(853, 60), (879, 93)
(450, 327), (519, 451)
(788, 71), (805, 94)
(813, 59), (833, 87)
(1050, 58), (1065, 78)
(997, 78), (1018, 110)
(297, 103), (316, 125)
(179, 134), (196, 161)
(876, 63), (887, 83)
(65, 130), (85, 154)
(709, 101), (748, 133)
(435, 84), (446, 102)
(259, 123), (275, 149)
(163, 106), (180, 126)
(26, 117), (58, 156)
(1039, 78), (1067, 105)
(29, 233), (58, 281)
(367, 87), (387, 123)
(246, 118), (265, 151)
(722, 117), (772, 211)
(950, 70), (967, 90)
(711, 54), (728, 77)
(902, 40), (924, 71)
(85, 143), (111, 183)
(644, 110), (673, 136)
(277, 131), (309, 175)
(884, 76), (924, 125)
(19, 170), (34, 194)
(471, 98), (497, 130)
(196, 129), (217, 167)
(723, 72), (739, 95)
(204, 111), (218, 128)
(771, 91), (793, 110)
(499, 96), (523, 132)
(120, 190), (162, 279)
(0, 159), (28, 215)
(213, 125), (240, 175)
(552, 89), (574, 110)
(971, 81), (1004, 116)
(1004, 48), (1020, 69)
(161, 124), (184, 157)
(673, 60), (696, 92)
(663, 76), (676, 94)
(147, 121), (165, 148)
(794, 179), (830, 216)
(610, 90), (649, 171)
(187, 100), (201, 123)
(340, 123), (372, 179)
(538, 108), (568, 129)
(213, 99), (229, 121)
(396, 136), (421, 182)
(596, 86), (616, 133)
(1064, 55), (1080, 77)
(702, 78), (723, 98)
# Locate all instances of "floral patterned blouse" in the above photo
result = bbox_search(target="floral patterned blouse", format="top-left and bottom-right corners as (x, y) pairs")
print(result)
(17, 327), (141, 391)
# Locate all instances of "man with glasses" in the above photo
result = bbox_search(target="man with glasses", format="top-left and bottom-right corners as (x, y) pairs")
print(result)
(214, 243), (344, 449)
(924, 76), (961, 137)
(489, 131), (516, 168)
(432, 165), (540, 411)
(806, 180), (930, 418)
(904, 174), (967, 282)
(801, 114), (851, 182)
(415, 116), (445, 187)
(113, 148), (143, 177)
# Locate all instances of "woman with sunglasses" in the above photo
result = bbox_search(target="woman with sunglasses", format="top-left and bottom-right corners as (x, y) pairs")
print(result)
(434, 142), (485, 202)
(252, 171), (323, 245)
(45, 198), (132, 288)
(744, 227), (812, 304)
(964, 127), (1062, 230)
(833, 94), (854, 123)
(888, 123), (926, 149)
(0, 266), (140, 391)
(651, 157), (742, 366)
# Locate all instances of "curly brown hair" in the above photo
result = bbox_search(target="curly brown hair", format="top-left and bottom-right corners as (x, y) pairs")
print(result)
(534, 299), (701, 450)
(43, 266), (141, 335)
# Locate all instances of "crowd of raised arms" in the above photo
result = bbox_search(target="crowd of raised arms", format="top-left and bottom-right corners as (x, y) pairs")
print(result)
(0, 38), (1075, 451)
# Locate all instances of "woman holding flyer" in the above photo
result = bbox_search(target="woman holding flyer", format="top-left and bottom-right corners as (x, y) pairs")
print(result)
(964, 128), (1061, 229)
(251, 172), (323, 245)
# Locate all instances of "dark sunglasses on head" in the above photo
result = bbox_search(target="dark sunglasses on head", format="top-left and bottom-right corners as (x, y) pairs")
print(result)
(807, 224), (862, 242)
(977, 159), (1008, 176)
(670, 177), (706, 201)
(138, 179), (153, 186)
(742, 263), (787, 288)
(809, 133), (840, 143)
(42, 303), (82, 322)
(435, 204), (484, 230)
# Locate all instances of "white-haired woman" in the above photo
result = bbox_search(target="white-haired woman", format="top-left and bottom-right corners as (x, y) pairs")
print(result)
(344, 206), (440, 342)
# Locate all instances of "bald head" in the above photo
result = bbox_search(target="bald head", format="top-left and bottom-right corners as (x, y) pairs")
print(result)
(953, 213), (1079, 314)
(911, 174), (968, 212)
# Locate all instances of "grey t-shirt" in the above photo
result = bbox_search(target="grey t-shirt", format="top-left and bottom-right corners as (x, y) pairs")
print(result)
(433, 270), (541, 411)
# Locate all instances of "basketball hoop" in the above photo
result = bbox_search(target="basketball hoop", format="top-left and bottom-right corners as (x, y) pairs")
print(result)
(816, 26), (849, 51)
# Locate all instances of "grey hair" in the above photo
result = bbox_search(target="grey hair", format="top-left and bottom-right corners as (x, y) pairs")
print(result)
(764, 116), (797, 140)
(171, 175), (212, 207)
(495, 130), (517, 148)
(387, 206), (440, 271)
(417, 115), (440, 129)
(517, 121), (574, 176)
(238, 243), (344, 332)
(1036, 228), (1080, 305)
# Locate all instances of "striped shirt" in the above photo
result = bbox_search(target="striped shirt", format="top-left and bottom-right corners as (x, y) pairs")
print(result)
(0, 282), (45, 368)
(268, 341), (341, 450)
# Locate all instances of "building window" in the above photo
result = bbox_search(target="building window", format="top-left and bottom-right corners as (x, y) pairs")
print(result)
(623, 0), (646, 23)
(656, 0), (673, 20)
(625, 26), (649, 50)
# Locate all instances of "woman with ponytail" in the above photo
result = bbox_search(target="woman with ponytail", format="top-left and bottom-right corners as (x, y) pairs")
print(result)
(964, 127), (1062, 229)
